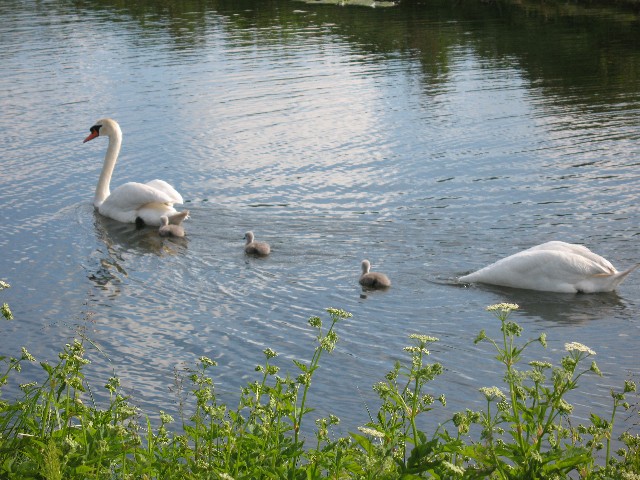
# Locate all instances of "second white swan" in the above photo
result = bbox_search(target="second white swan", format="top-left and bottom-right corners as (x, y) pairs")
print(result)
(459, 241), (637, 293)
(84, 118), (186, 226)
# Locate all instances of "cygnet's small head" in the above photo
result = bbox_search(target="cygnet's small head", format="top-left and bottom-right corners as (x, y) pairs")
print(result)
(160, 215), (169, 227)
(361, 259), (371, 274)
(244, 231), (255, 244)
(83, 118), (121, 143)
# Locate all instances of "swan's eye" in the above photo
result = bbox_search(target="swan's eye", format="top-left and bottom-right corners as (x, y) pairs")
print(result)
(90, 125), (102, 135)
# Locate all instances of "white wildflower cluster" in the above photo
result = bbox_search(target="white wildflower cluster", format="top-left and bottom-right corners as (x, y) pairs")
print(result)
(263, 348), (278, 359)
(557, 398), (574, 414)
(486, 303), (519, 312)
(20, 347), (35, 362)
(19, 381), (38, 391)
(479, 386), (506, 402)
(1, 302), (12, 321)
(326, 307), (352, 319)
(621, 472), (640, 480)
(199, 356), (217, 367)
(64, 434), (80, 452)
(564, 342), (596, 356)
(357, 426), (385, 438)
(405, 334), (438, 355)
(539, 332), (547, 348)
(404, 346), (430, 355)
(408, 334), (439, 343)
(529, 361), (552, 369)
(441, 460), (465, 475)
(159, 411), (174, 425)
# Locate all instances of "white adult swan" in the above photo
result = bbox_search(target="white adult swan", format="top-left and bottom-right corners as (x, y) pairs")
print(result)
(459, 241), (638, 293)
(83, 118), (186, 226)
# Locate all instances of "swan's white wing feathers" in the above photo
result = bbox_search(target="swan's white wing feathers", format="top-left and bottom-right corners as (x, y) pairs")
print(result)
(520, 250), (613, 277)
(145, 179), (183, 204)
(102, 182), (178, 211)
(527, 241), (615, 272)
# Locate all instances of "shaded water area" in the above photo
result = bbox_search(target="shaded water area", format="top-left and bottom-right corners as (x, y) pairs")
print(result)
(1, 0), (639, 443)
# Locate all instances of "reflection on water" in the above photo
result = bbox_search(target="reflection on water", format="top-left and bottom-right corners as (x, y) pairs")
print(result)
(0, 0), (639, 444)
(93, 212), (188, 258)
(465, 283), (628, 325)
(88, 212), (189, 295)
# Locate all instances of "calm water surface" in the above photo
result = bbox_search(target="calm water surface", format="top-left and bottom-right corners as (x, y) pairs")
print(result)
(1, 0), (639, 440)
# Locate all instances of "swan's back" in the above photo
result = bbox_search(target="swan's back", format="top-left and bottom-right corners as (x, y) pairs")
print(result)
(145, 179), (184, 204)
(528, 241), (615, 272)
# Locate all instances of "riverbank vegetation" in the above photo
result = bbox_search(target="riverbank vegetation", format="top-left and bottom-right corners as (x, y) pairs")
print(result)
(1, 281), (639, 478)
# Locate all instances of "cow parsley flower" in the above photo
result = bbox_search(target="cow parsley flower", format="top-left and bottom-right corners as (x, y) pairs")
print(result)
(564, 342), (596, 356)
(479, 386), (506, 402)
(486, 303), (519, 313)
(357, 426), (385, 438)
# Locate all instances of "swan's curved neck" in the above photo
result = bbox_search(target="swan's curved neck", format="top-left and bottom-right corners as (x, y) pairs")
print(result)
(94, 128), (122, 208)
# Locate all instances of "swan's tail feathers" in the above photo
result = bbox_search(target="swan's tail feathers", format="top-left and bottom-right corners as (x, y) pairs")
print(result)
(614, 263), (640, 286)
(168, 210), (189, 225)
(596, 263), (640, 291)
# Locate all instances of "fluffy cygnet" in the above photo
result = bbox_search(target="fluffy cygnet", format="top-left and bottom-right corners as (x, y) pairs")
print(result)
(359, 259), (391, 289)
(158, 211), (188, 237)
(244, 231), (270, 256)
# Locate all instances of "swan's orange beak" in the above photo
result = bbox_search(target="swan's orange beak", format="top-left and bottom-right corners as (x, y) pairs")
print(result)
(83, 131), (99, 143)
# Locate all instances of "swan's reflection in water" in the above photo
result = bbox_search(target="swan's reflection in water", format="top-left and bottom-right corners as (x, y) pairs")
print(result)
(466, 283), (627, 325)
(88, 212), (188, 294)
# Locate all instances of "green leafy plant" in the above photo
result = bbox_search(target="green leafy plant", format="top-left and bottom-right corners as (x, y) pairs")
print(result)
(0, 280), (11, 322)
(353, 333), (450, 478)
(461, 303), (621, 479)
(0, 287), (638, 479)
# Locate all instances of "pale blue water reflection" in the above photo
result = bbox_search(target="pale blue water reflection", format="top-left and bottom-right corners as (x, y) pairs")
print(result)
(0, 0), (639, 442)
